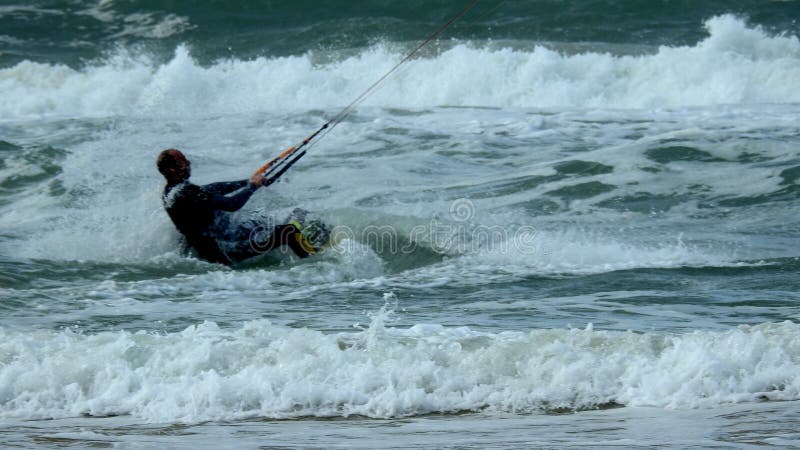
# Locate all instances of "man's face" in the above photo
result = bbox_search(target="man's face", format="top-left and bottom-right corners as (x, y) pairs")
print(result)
(169, 152), (191, 180)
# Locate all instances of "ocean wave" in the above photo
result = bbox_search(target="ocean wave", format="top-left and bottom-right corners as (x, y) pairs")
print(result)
(1, 15), (798, 120)
(1, 314), (798, 422)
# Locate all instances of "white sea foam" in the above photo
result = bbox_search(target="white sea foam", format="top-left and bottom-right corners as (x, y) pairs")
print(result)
(0, 314), (797, 422)
(1, 15), (798, 120)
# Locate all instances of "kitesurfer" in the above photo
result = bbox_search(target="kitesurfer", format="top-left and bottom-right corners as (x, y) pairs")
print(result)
(156, 148), (312, 265)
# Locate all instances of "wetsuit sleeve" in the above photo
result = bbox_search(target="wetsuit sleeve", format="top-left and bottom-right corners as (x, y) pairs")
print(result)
(209, 183), (259, 212)
(203, 179), (249, 195)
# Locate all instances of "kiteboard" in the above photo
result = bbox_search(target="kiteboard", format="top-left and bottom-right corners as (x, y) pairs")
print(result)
(287, 208), (332, 255)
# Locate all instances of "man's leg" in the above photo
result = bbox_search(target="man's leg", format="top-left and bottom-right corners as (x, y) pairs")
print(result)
(273, 224), (310, 258)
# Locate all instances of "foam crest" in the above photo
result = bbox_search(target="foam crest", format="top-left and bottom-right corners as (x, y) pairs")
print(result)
(480, 228), (730, 274)
(1, 317), (798, 422)
(2, 15), (798, 120)
(401, 227), (737, 286)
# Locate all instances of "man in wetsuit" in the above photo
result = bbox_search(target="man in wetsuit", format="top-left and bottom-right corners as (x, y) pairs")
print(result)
(157, 148), (309, 265)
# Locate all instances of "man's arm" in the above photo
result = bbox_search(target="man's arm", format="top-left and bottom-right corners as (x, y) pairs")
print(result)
(209, 183), (259, 212)
(203, 179), (249, 195)
(207, 172), (266, 212)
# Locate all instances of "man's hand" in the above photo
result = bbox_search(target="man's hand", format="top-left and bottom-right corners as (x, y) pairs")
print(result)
(250, 171), (265, 187)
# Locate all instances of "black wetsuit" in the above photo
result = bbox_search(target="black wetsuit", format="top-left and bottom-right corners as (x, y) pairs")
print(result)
(162, 179), (305, 265)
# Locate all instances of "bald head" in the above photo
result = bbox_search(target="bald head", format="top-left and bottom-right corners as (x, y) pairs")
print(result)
(157, 148), (191, 183)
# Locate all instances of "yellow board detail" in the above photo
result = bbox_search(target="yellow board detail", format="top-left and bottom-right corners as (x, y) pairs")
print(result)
(290, 219), (318, 255)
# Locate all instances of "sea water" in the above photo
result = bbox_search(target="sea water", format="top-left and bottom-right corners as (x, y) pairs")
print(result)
(1, 1), (799, 448)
